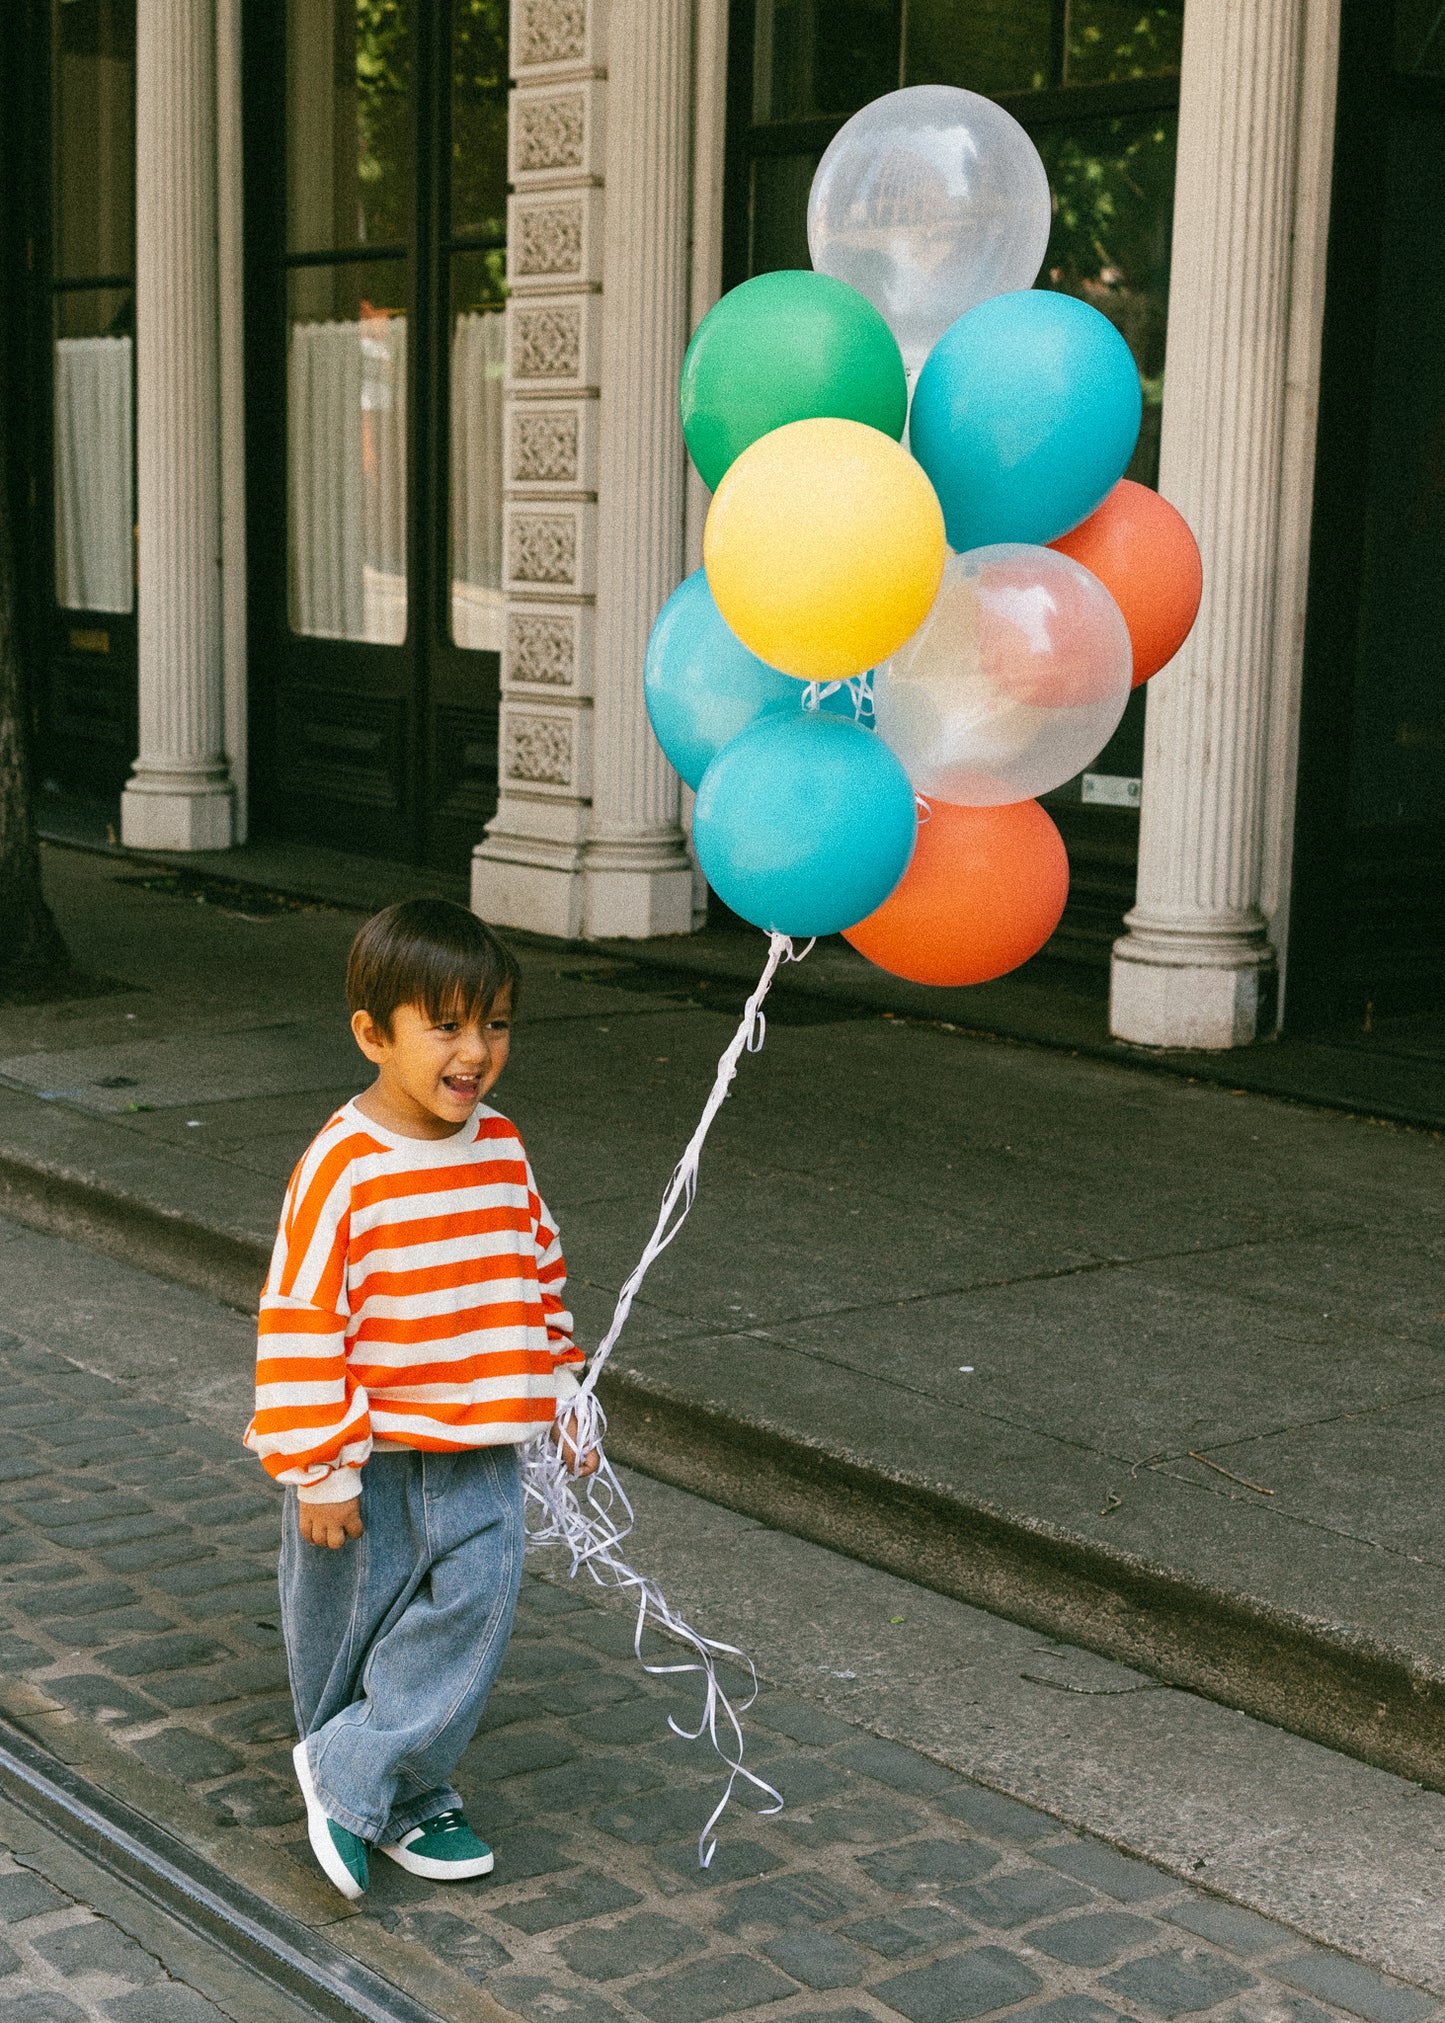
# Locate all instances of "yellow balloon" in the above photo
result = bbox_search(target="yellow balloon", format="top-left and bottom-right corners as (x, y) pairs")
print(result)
(703, 417), (946, 682)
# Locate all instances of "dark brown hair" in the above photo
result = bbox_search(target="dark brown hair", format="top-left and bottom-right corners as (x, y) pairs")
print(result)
(346, 899), (520, 1038)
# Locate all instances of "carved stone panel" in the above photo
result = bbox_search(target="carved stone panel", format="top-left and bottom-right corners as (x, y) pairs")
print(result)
(512, 303), (582, 380)
(505, 711), (575, 787)
(513, 0), (593, 73)
(514, 200), (584, 279)
(507, 611), (577, 686)
(511, 409), (580, 485)
(514, 92), (586, 174)
(508, 513), (578, 587)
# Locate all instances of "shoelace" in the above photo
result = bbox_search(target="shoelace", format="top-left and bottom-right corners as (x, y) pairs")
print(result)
(418, 1809), (469, 1838)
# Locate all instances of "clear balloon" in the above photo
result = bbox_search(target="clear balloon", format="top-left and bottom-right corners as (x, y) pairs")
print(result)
(807, 86), (1052, 375)
(872, 545), (1132, 806)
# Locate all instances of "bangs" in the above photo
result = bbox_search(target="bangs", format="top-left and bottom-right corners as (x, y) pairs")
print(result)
(347, 899), (521, 1036)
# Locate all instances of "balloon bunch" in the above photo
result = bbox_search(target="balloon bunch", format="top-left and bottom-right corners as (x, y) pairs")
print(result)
(646, 84), (1203, 989)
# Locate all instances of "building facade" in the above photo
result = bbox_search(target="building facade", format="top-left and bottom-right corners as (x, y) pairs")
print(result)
(3, 0), (1442, 1046)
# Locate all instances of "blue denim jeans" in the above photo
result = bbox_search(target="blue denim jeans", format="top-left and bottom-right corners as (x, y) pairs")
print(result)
(280, 1445), (524, 1843)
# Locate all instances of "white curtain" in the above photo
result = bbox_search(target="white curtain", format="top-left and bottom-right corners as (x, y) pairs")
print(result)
(287, 314), (408, 644)
(449, 309), (506, 654)
(53, 335), (134, 615)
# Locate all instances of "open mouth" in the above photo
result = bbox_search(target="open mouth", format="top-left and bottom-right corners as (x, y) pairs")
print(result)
(442, 1075), (481, 1101)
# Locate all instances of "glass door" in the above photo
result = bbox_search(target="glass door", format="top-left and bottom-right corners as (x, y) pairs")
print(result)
(246, 0), (507, 870)
(725, 0), (1183, 970)
(28, 0), (138, 803)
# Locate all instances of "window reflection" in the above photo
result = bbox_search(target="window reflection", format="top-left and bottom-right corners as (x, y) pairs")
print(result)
(1064, 2), (1183, 85)
(903, 0), (1052, 95)
(449, 252), (505, 653)
(1036, 110), (1177, 486)
(287, 265), (408, 644)
(287, 0), (412, 254)
(52, 0), (135, 280)
(753, 0), (898, 123)
(54, 290), (134, 615)
(450, 0), (508, 244)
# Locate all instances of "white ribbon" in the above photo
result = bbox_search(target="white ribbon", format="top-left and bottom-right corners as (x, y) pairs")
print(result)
(522, 931), (812, 1865)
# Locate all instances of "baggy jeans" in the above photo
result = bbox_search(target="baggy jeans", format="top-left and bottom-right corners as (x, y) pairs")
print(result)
(280, 1445), (525, 1844)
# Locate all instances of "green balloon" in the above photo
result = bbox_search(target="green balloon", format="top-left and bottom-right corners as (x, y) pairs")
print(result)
(679, 271), (909, 491)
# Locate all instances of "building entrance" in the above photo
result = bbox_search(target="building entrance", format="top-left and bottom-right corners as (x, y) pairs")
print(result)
(724, 0), (1182, 970)
(244, 0), (508, 871)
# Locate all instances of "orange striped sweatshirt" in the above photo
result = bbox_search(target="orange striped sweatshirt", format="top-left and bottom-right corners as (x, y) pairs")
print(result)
(244, 1100), (584, 1502)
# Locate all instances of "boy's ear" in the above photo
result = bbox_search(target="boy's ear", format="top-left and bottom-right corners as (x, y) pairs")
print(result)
(351, 1009), (387, 1064)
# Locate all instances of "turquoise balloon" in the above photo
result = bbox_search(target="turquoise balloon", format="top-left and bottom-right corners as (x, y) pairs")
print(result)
(645, 570), (800, 790)
(693, 713), (916, 938)
(680, 271), (908, 492)
(910, 290), (1142, 550)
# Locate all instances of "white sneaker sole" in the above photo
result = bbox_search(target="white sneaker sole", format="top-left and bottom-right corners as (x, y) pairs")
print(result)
(292, 1740), (365, 1900)
(378, 1840), (495, 1880)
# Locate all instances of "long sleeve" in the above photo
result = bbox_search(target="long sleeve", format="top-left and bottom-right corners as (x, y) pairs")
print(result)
(528, 1165), (584, 1402)
(245, 1133), (373, 1497)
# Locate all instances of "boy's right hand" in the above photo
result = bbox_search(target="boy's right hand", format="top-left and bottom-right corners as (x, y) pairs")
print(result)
(298, 1497), (363, 1549)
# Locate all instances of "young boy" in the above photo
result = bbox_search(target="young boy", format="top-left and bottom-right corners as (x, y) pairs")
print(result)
(244, 898), (596, 1901)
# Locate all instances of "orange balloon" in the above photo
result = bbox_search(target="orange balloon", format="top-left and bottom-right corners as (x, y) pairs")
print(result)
(1050, 478), (1202, 686)
(844, 799), (1068, 987)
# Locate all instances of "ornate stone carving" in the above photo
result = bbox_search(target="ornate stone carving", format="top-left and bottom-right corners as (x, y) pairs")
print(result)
(515, 94), (587, 173)
(512, 410), (580, 485)
(508, 612), (576, 685)
(506, 713), (574, 786)
(513, 304), (582, 380)
(516, 0), (587, 68)
(509, 513), (577, 585)
(515, 202), (584, 278)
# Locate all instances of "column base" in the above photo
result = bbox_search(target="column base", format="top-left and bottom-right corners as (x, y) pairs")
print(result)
(584, 836), (694, 940)
(472, 836), (588, 941)
(1110, 917), (1277, 1050)
(120, 769), (233, 852)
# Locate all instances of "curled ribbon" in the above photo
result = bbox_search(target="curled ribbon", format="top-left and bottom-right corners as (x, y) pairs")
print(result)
(521, 932), (811, 1865)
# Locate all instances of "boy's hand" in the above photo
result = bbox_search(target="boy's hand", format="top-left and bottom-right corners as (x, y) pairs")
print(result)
(298, 1497), (363, 1549)
(552, 1409), (601, 1479)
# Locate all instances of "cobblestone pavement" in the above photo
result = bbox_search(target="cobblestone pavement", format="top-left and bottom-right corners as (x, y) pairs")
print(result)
(0, 1327), (1434, 2023)
(0, 1834), (312, 2023)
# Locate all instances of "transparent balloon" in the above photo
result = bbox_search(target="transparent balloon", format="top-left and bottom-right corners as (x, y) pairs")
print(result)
(872, 545), (1132, 806)
(807, 86), (1052, 376)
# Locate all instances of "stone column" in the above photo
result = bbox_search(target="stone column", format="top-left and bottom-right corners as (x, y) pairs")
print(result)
(121, 0), (233, 851)
(1110, 0), (1309, 1048)
(582, 0), (695, 937)
(473, 0), (608, 939)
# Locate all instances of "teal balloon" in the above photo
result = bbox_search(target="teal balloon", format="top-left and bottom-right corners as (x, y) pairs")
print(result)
(645, 570), (800, 789)
(679, 271), (909, 492)
(910, 290), (1142, 549)
(693, 712), (916, 938)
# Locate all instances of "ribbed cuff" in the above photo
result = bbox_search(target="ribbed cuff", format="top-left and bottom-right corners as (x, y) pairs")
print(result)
(296, 1467), (363, 1504)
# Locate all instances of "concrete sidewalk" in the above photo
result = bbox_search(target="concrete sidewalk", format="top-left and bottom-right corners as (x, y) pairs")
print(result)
(1, 843), (1443, 1794)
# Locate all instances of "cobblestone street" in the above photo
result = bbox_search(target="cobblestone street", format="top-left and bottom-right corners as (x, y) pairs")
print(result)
(0, 1307), (1435, 2023)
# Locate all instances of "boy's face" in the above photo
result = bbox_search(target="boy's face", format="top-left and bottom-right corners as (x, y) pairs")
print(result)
(351, 988), (513, 1137)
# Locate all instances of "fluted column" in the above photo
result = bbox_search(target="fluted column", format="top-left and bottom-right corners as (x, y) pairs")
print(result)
(1110, 0), (1308, 1048)
(582, 0), (695, 937)
(121, 0), (233, 851)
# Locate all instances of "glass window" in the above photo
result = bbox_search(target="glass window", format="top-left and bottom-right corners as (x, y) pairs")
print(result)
(286, 262), (409, 644)
(449, 255), (505, 652)
(753, 0), (899, 124)
(904, 0), (1053, 95)
(52, 0), (135, 282)
(1346, 109), (1445, 825)
(1064, 2), (1184, 85)
(1036, 108), (1177, 486)
(1395, 0), (1445, 77)
(53, 287), (134, 615)
(287, 0), (412, 254)
(450, 0), (508, 244)
(749, 153), (820, 274)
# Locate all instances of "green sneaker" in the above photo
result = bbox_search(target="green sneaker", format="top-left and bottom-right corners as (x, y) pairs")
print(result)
(380, 1808), (495, 1879)
(292, 1740), (368, 1899)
